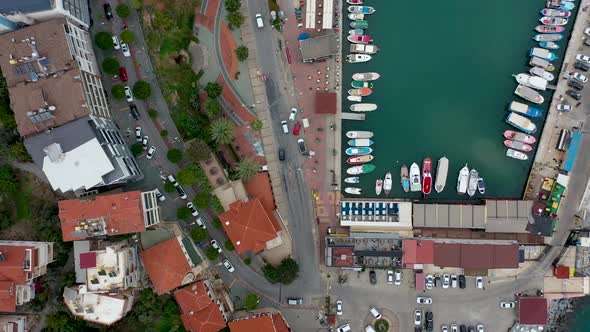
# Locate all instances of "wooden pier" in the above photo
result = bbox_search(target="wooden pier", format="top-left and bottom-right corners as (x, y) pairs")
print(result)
(342, 112), (365, 120)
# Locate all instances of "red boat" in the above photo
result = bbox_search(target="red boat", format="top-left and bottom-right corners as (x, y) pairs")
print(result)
(422, 157), (432, 195)
(347, 34), (371, 44)
(535, 25), (565, 33)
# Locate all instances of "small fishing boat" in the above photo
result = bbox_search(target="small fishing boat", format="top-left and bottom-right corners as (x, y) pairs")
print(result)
(348, 28), (365, 35)
(346, 54), (372, 63)
(435, 156), (449, 193)
(504, 130), (537, 144)
(350, 44), (379, 54)
(540, 8), (571, 17)
(347, 96), (362, 102)
(345, 187), (362, 195)
(348, 87), (372, 96)
(457, 164), (469, 195)
(347, 154), (374, 164)
(539, 41), (559, 50)
(506, 112), (537, 134)
(345, 147), (373, 155)
(347, 34), (371, 44)
(547, 0), (572, 9)
(346, 131), (373, 138)
(530, 56), (555, 71)
(347, 138), (373, 146)
(540, 17), (568, 26)
(347, 13), (365, 20)
(375, 179), (383, 196)
(506, 149), (529, 161)
(384, 172), (393, 195)
(350, 20), (368, 29)
(467, 169), (479, 197)
(535, 25), (565, 33)
(346, 164), (376, 175)
(529, 47), (558, 62)
(347, 0), (363, 4)
(351, 81), (374, 88)
(515, 85), (544, 104)
(504, 139), (533, 152)
(352, 72), (380, 81)
(477, 177), (485, 195)
(347, 6), (375, 14)
(559, 2), (575, 10)
(409, 162), (421, 192)
(530, 66), (555, 81)
(344, 177), (360, 184)
(514, 73), (548, 90)
(350, 103), (377, 112)
(533, 33), (563, 42)
(400, 165), (410, 193)
(509, 101), (544, 118)
(422, 157), (432, 196)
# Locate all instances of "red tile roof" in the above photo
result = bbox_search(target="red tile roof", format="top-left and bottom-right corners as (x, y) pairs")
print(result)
(0, 245), (31, 312)
(229, 313), (290, 332)
(141, 237), (192, 294)
(243, 173), (281, 232)
(402, 240), (435, 266)
(433, 243), (519, 269)
(332, 247), (355, 267)
(554, 265), (570, 279)
(314, 92), (337, 114)
(519, 297), (548, 325)
(79, 252), (96, 269)
(174, 282), (226, 332)
(58, 191), (145, 242)
(219, 199), (280, 255)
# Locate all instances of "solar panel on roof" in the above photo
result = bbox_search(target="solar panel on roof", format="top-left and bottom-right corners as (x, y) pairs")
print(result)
(38, 57), (49, 67)
(27, 111), (55, 123)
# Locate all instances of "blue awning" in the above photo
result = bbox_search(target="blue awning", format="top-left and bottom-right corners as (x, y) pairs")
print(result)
(563, 131), (582, 172)
(298, 33), (309, 40)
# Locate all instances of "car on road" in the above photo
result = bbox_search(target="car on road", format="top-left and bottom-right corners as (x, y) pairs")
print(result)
(154, 188), (165, 201)
(297, 138), (306, 153)
(575, 61), (590, 72)
(414, 309), (422, 326)
(568, 80), (584, 91)
(394, 270), (402, 286)
(416, 296), (432, 304)
(103, 3), (113, 20)
(476, 324), (484, 332)
(175, 185), (187, 200)
(287, 298), (303, 305)
(124, 86), (133, 102)
(336, 324), (351, 332)
(459, 274), (466, 289)
(451, 274), (458, 288)
(443, 274), (450, 288)
(210, 240), (222, 253)
(222, 259), (235, 272)
(557, 104), (573, 112)
(425, 274), (433, 289)
(475, 276), (484, 289)
(577, 54), (590, 63)
(146, 146), (156, 159)
(187, 202), (199, 216)
(255, 13), (264, 29)
(281, 120), (288, 134)
(135, 127), (142, 142)
(121, 42), (131, 57)
(293, 121), (301, 135)
(387, 270), (394, 285)
(289, 107), (298, 121)
(566, 89), (582, 100)
(278, 148), (285, 161)
(451, 324), (458, 332)
(369, 307), (381, 319)
(574, 72), (589, 83)
(441, 326), (448, 332)
(112, 36), (120, 49)
(195, 217), (206, 229)
(336, 300), (343, 315)
(369, 270), (377, 285)
(129, 104), (140, 120)
(500, 301), (515, 308)
(141, 136), (148, 150)
(119, 67), (128, 82)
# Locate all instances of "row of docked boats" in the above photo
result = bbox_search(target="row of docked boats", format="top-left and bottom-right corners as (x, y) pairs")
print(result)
(347, 72), (380, 106)
(346, 5), (377, 65)
(456, 165), (485, 197)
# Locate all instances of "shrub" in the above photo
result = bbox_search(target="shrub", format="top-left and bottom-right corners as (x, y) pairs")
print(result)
(205, 98), (221, 117)
(130, 143), (143, 156)
(148, 109), (158, 118)
(227, 11), (245, 29)
(250, 119), (263, 131)
(177, 206), (191, 220)
(212, 218), (222, 228)
(211, 196), (225, 215)
(193, 192), (210, 209)
(94, 31), (113, 50)
(262, 257), (299, 285)
(102, 57), (120, 74)
(244, 294), (259, 310)
(191, 227), (208, 243)
(205, 82), (222, 99)
(164, 182), (175, 193)
(374, 319), (389, 332)
(120, 30), (136, 44)
(116, 4), (130, 18)
(244, 257), (252, 265)
(160, 129), (169, 137)
(224, 240), (235, 251)
(0, 165), (18, 193)
(111, 84), (125, 99)
(131, 0), (142, 9)
(167, 149), (183, 163)
(177, 167), (196, 186)
(206, 247), (220, 260)
(235, 45), (249, 61)
(153, 11), (175, 31)
(133, 80), (151, 99)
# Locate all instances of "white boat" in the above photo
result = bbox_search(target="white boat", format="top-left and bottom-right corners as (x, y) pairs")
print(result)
(457, 164), (469, 194)
(375, 179), (383, 196)
(347, 95), (362, 102)
(347, 138), (373, 146)
(344, 177), (360, 183)
(434, 157), (449, 193)
(383, 172), (392, 196)
(347, 13), (365, 20)
(467, 169), (479, 197)
(506, 112), (537, 134)
(529, 66), (555, 81)
(345, 187), (362, 195)
(346, 54), (372, 63)
(347, 6), (375, 14)
(350, 44), (379, 54)
(410, 162), (421, 192)
(346, 131), (373, 138)
(515, 85), (544, 104)
(352, 72), (380, 81)
(508, 101), (544, 118)
(514, 73), (547, 91)
(506, 149), (528, 160)
(350, 103), (377, 112)
(530, 56), (555, 71)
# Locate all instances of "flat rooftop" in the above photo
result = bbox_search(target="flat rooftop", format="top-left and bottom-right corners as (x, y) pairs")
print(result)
(300, 34), (339, 62)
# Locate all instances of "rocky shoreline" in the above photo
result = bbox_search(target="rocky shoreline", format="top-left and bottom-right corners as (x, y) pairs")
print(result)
(547, 297), (580, 331)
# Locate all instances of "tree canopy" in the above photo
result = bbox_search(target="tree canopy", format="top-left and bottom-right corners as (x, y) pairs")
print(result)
(205, 82), (222, 99)
(227, 10), (245, 28)
(262, 257), (299, 285)
(250, 119), (263, 131)
(185, 139), (211, 162)
(193, 192), (210, 209)
(236, 158), (260, 180)
(102, 57), (120, 74)
(205, 98), (221, 117)
(177, 167), (196, 186)
(120, 30), (136, 44)
(244, 294), (260, 310)
(235, 45), (249, 61)
(191, 227), (208, 242)
(0, 165), (18, 193)
(133, 80), (152, 99)
(177, 206), (191, 220)
(167, 149), (183, 163)
(111, 84), (125, 99)
(116, 4), (131, 18)
(209, 118), (234, 147)
(206, 247), (220, 260)
(225, 0), (241, 12)
(94, 31), (113, 50)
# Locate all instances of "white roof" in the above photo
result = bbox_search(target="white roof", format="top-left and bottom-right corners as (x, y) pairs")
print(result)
(64, 286), (132, 325)
(42, 138), (114, 192)
(306, 0), (316, 29)
(86, 246), (130, 292)
(322, 0), (333, 29)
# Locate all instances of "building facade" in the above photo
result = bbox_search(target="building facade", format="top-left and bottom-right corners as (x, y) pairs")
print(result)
(0, 0), (90, 34)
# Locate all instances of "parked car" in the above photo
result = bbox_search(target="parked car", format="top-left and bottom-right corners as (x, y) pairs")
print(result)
(369, 270), (377, 285)
(568, 80), (584, 91)
(575, 61), (590, 72)
(281, 120), (288, 134)
(460, 325), (467, 332)
(576, 54), (590, 63)
(135, 127), (142, 142)
(442, 326), (448, 332)
(416, 297), (432, 304)
(167, 175), (178, 186)
(119, 67), (128, 81)
(443, 274), (450, 289)
(434, 274), (441, 287)
(293, 122), (302, 135)
(574, 72), (588, 83)
(557, 104), (573, 112)
(175, 185), (187, 200)
(255, 13), (264, 29)
(387, 270), (394, 285)
(195, 217), (206, 229)
(129, 104), (140, 120)
(425, 274), (433, 289)
(121, 42), (131, 57)
(146, 146), (156, 159)
(566, 89), (582, 100)
(458, 274), (466, 289)
(475, 276), (484, 289)
(278, 148), (285, 161)
(187, 202), (199, 217)
(585, 27), (590, 37)
(451, 274), (458, 288)
(210, 240), (222, 253)
(154, 188), (165, 201)
(222, 259), (235, 272)
(112, 35), (120, 49)
(103, 3), (113, 20)
(289, 107), (297, 121)
(287, 298), (303, 305)
(394, 270), (402, 286)
(500, 301), (515, 309)
(476, 324), (484, 332)
(336, 300), (343, 315)
(366, 326), (376, 332)
(450, 324), (458, 332)
(124, 86), (133, 102)
(369, 307), (381, 319)
(141, 136), (148, 150)
(414, 309), (422, 326)
(424, 311), (433, 331)
(468, 326), (475, 332)
(297, 138), (306, 153)
(336, 324), (351, 332)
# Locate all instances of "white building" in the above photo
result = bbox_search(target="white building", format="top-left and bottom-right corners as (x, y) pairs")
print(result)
(63, 286), (134, 326)
(0, 0), (90, 34)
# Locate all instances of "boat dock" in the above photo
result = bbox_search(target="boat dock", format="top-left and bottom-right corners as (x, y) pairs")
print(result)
(342, 112), (366, 120)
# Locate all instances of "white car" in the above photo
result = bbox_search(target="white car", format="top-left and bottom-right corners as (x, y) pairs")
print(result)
(557, 104), (573, 111)
(441, 326), (448, 332)
(288, 107), (298, 121)
(369, 307), (381, 319)
(450, 324), (458, 332)
(146, 146), (156, 159)
(425, 274), (433, 289)
(574, 72), (588, 83)
(386, 270), (394, 285)
(124, 86), (133, 102)
(586, 27), (590, 37)
(500, 301), (515, 308)
(416, 296), (432, 304)
(577, 54), (590, 63)
(112, 35), (121, 49)
(476, 276), (484, 289)
(336, 324), (351, 332)
(210, 240), (222, 253)
(443, 274), (450, 289)
(414, 309), (422, 326)
(121, 42), (131, 57)
(450, 274), (458, 288)
(154, 188), (165, 201)
(394, 270), (402, 286)
(222, 259), (235, 272)
(255, 13), (264, 29)
(281, 120), (288, 134)
(336, 300), (343, 315)
(187, 202), (199, 216)
(135, 127), (142, 142)
(477, 324), (484, 332)
(195, 217), (206, 229)
(141, 136), (148, 150)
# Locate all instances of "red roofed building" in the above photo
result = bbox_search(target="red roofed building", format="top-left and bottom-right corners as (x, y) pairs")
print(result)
(58, 190), (161, 242)
(330, 247), (355, 268)
(0, 241), (54, 312)
(402, 239), (435, 268)
(519, 297), (548, 326)
(141, 236), (204, 294)
(219, 199), (282, 255)
(433, 243), (519, 270)
(243, 173), (282, 233)
(229, 312), (291, 332)
(174, 281), (228, 332)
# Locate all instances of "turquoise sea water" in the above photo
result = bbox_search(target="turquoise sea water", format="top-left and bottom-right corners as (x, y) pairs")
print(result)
(341, 0), (574, 201)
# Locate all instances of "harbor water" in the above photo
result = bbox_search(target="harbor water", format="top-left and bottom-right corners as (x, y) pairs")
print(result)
(341, 0), (574, 200)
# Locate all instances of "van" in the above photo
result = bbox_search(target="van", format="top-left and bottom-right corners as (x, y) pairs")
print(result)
(255, 14), (264, 29)
(287, 298), (303, 305)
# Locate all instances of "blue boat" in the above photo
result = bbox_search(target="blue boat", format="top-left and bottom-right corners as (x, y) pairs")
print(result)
(559, 2), (575, 10)
(345, 147), (373, 156)
(509, 101), (544, 118)
(539, 41), (559, 50)
(529, 47), (558, 61)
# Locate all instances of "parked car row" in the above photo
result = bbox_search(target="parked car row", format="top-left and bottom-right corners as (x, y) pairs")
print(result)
(413, 309), (433, 331)
(439, 323), (485, 332)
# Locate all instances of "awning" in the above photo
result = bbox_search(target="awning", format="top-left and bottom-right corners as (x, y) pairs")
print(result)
(563, 131), (582, 172)
(416, 272), (425, 291)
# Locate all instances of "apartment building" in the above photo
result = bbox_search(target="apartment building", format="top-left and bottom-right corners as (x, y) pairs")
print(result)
(0, 0), (90, 34)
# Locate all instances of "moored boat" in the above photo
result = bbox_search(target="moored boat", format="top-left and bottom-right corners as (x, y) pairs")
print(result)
(352, 72), (380, 81)
(559, 2), (575, 10)
(346, 54), (372, 63)
(530, 66), (555, 81)
(347, 6), (375, 14)
(345, 147), (373, 155)
(539, 41), (559, 50)
(344, 176), (360, 183)
(506, 112), (537, 134)
(345, 187), (362, 195)
(535, 25), (565, 33)
(530, 56), (555, 71)
(409, 162), (421, 192)
(347, 138), (373, 146)
(348, 87), (373, 96)
(457, 164), (469, 195)
(477, 177), (486, 195)
(529, 47), (558, 62)
(514, 85), (544, 104)
(347, 34), (371, 44)
(346, 130), (373, 138)
(347, 154), (374, 164)
(400, 165), (410, 193)
(384, 172), (393, 196)
(350, 103), (377, 112)
(350, 44), (379, 54)
(346, 164), (376, 175)
(540, 8), (571, 17)
(347, 13), (365, 20)
(514, 73), (548, 90)
(467, 169), (479, 197)
(540, 16), (568, 26)
(350, 20), (368, 29)
(504, 130), (537, 144)
(375, 179), (383, 196)
(347, 95), (362, 102)
(435, 156), (449, 193)
(503, 139), (533, 152)
(351, 81), (374, 88)
(509, 101), (544, 118)
(422, 157), (432, 196)
(533, 33), (563, 42)
(346, 0), (363, 4)
(506, 149), (529, 160)
(348, 28), (364, 35)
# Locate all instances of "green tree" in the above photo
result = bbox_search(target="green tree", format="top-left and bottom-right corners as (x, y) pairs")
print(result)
(8, 141), (31, 162)
(244, 257), (252, 265)
(167, 148), (183, 163)
(244, 294), (259, 310)
(193, 192), (210, 209)
(153, 11), (175, 31)
(133, 80), (152, 99)
(116, 4), (130, 18)
(190, 89), (200, 110)
(94, 31), (113, 50)
(212, 218), (222, 228)
(160, 129), (169, 137)
(250, 119), (263, 131)
(177, 206), (191, 220)
(130, 143), (143, 156)
(224, 240), (235, 251)
(111, 84), (125, 99)
(191, 227), (208, 242)
(205, 82), (222, 99)
(262, 257), (299, 285)
(101, 57), (120, 74)
(164, 182), (175, 193)
(235, 45), (249, 61)
(225, 0), (241, 12)
(205, 98), (221, 117)
(206, 247), (220, 260)
(0, 165), (18, 192)
(131, 0), (142, 9)
(185, 139), (211, 162)
(177, 167), (196, 186)
(209, 118), (234, 147)
(120, 30), (136, 44)
(227, 10), (245, 28)
(236, 157), (260, 180)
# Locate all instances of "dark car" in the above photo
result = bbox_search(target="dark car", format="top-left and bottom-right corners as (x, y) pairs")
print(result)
(459, 325), (467, 332)
(175, 184), (187, 200)
(434, 275), (441, 287)
(278, 148), (285, 161)
(568, 80), (584, 91)
(369, 270), (377, 285)
(119, 67), (128, 81)
(459, 275), (466, 289)
(415, 327), (423, 332)
(575, 61), (590, 72)
(566, 89), (582, 100)
(129, 104), (140, 120)
(468, 326), (475, 332)
(103, 3), (113, 20)
(424, 311), (433, 331)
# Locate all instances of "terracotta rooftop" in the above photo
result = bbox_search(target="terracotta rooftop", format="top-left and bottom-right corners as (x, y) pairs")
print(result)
(314, 92), (337, 114)
(0, 245), (33, 312)
(402, 239), (435, 266)
(0, 18), (90, 137)
(433, 243), (520, 270)
(519, 296), (548, 325)
(219, 199), (280, 255)
(243, 173), (281, 232)
(140, 237), (193, 294)
(58, 191), (146, 242)
(229, 313), (290, 332)
(174, 282), (227, 332)
(332, 247), (355, 268)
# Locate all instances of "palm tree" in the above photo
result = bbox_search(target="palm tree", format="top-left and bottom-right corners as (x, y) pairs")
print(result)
(209, 118), (234, 147)
(236, 158), (260, 180)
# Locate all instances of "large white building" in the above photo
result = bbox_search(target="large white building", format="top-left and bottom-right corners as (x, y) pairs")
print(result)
(0, 0), (90, 34)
